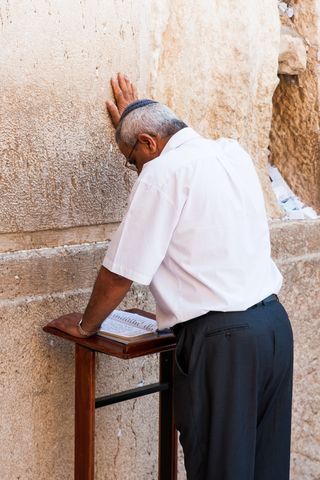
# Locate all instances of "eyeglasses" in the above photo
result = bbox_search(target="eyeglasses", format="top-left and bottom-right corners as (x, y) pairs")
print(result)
(125, 139), (139, 172)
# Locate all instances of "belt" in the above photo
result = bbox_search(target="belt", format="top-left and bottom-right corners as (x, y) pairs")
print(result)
(249, 293), (279, 309)
(171, 294), (279, 335)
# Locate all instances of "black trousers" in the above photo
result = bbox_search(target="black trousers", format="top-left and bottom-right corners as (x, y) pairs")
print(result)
(173, 297), (293, 480)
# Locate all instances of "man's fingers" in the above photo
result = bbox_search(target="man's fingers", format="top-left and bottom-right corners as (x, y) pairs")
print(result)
(107, 73), (139, 128)
(48, 313), (84, 337)
(124, 76), (134, 96)
(132, 83), (138, 100)
(48, 318), (59, 328)
(106, 100), (121, 128)
(110, 75), (130, 110)
(111, 77), (123, 100)
(49, 317), (68, 332)
(123, 75), (138, 101)
(118, 72), (130, 98)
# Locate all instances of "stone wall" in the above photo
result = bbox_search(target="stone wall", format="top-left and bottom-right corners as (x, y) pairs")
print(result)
(0, 1), (319, 479)
(270, 221), (320, 480)
(0, 0), (281, 234)
(270, 0), (320, 212)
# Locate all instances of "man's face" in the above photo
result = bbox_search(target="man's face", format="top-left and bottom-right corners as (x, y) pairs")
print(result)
(118, 133), (168, 175)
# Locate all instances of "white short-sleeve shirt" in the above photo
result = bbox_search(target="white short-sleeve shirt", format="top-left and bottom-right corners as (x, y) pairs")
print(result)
(103, 127), (283, 329)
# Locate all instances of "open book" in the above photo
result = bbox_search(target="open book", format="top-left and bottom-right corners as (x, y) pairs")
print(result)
(98, 310), (158, 340)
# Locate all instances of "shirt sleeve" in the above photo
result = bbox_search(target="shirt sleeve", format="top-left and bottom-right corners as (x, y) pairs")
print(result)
(102, 180), (184, 285)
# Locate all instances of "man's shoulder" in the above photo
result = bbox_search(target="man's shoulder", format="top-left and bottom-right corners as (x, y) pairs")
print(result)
(215, 137), (251, 155)
(215, 137), (241, 149)
(138, 136), (252, 190)
(140, 146), (195, 182)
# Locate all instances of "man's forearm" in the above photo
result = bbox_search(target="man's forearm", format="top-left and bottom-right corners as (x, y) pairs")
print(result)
(81, 266), (132, 332)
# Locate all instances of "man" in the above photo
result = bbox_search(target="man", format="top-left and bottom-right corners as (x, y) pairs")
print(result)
(51, 73), (293, 480)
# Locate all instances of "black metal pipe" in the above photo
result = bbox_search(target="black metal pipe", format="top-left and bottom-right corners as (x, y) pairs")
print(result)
(95, 382), (169, 408)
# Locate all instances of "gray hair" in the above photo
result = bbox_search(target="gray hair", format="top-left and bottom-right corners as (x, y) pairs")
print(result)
(115, 102), (187, 147)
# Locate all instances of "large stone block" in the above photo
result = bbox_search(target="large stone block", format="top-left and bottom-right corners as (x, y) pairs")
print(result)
(271, 221), (320, 480)
(0, 0), (152, 233)
(1, 1), (319, 479)
(278, 26), (307, 75)
(1, 219), (319, 479)
(0, 0), (282, 236)
(0, 285), (159, 480)
(270, 0), (320, 212)
(153, 0), (282, 218)
(270, 219), (320, 259)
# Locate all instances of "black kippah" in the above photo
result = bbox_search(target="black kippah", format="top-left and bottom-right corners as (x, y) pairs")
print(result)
(120, 99), (158, 121)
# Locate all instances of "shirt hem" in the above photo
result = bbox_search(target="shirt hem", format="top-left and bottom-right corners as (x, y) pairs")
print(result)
(102, 257), (152, 285)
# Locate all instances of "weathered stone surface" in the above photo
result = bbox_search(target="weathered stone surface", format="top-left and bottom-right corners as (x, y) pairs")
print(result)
(270, 0), (320, 213)
(0, 222), (119, 253)
(278, 26), (307, 74)
(153, 0), (282, 218)
(270, 219), (320, 259)
(0, 286), (158, 480)
(278, 259), (320, 480)
(0, 0), (282, 235)
(0, 243), (107, 300)
(1, 219), (319, 479)
(1, 1), (319, 479)
(0, 0), (150, 233)
(270, 220), (320, 480)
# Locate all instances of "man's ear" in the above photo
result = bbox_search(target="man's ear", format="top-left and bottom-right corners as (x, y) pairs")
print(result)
(137, 133), (158, 153)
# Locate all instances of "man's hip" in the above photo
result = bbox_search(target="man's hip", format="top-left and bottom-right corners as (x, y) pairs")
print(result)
(172, 296), (293, 480)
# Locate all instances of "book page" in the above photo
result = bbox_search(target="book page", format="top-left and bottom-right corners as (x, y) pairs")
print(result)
(98, 310), (157, 338)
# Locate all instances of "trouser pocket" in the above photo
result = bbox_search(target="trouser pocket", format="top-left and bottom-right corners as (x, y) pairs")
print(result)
(205, 323), (249, 338)
(175, 326), (202, 377)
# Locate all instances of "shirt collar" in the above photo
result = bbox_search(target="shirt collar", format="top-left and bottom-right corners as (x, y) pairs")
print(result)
(160, 127), (200, 157)
(141, 127), (200, 173)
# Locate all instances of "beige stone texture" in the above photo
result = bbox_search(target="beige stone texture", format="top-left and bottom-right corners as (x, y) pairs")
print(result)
(278, 26), (307, 74)
(0, 0), (283, 236)
(0, 223), (119, 253)
(153, 0), (282, 218)
(270, 220), (320, 480)
(0, 0), (151, 233)
(270, 0), (320, 212)
(1, 1), (320, 479)
(0, 251), (159, 479)
(1, 221), (320, 479)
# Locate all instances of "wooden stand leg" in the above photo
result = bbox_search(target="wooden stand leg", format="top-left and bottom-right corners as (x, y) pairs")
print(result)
(75, 344), (96, 480)
(159, 350), (178, 480)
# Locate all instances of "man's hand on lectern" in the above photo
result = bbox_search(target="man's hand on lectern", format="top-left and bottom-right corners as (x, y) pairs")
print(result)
(47, 312), (90, 338)
(106, 72), (138, 128)
(48, 267), (132, 339)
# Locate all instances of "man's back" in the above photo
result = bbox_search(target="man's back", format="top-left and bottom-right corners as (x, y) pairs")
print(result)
(103, 87), (293, 480)
(104, 127), (282, 328)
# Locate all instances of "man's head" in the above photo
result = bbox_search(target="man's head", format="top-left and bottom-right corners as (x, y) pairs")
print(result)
(115, 99), (187, 174)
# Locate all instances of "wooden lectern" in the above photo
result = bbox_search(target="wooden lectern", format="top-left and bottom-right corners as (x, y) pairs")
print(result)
(43, 309), (177, 480)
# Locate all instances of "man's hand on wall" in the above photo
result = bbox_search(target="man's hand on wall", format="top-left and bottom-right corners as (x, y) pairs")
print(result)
(106, 72), (138, 128)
